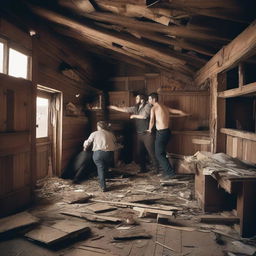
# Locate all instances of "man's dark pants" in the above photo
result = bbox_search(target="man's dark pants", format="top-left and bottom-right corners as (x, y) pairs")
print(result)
(155, 129), (175, 177)
(137, 132), (159, 172)
(93, 150), (114, 189)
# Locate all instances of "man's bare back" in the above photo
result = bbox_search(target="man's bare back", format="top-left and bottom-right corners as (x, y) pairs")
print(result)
(152, 103), (170, 130)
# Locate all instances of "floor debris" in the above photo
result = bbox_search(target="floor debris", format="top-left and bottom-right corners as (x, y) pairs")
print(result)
(1, 162), (256, 256)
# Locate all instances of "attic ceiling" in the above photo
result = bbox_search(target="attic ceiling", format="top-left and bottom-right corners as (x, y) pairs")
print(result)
(1, 0), (256, 80)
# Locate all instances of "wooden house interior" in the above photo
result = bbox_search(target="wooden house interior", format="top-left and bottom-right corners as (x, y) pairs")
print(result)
(0, 0), (256, 255)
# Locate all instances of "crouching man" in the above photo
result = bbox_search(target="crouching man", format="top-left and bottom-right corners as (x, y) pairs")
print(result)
(83, 121), (121, 192)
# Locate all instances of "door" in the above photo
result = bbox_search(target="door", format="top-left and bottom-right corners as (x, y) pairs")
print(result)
(36, 88), (62, 179)
(36, 90), (52, 179)
(0, 73), (35, 217)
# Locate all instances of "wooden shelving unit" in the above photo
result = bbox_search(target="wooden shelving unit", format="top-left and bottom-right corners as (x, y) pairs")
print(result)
(218, 82), (256, 98)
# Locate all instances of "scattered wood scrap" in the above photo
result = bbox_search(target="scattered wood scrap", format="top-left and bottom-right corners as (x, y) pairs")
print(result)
(25, 220), (90, 246)
(86, 203), (117, 213)
(160, 180), (189, 186)
(61, 211), (122, 223)
(90, 199), (182, 211)
(199, 215), (240, 225)
(0, 211), (39, 236)
(133, 206), (174, 218)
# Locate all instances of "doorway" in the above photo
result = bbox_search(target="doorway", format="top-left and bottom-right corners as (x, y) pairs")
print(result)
(36, 85), (62, 180)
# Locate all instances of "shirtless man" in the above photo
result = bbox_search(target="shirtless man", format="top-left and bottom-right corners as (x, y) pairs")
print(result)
(147, 92), (188, 179)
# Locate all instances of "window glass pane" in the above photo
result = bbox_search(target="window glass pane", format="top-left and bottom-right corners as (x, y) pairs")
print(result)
(0, 42), (3, 73)
(9, 48), (28, 79)
(36, 97), (49, 138)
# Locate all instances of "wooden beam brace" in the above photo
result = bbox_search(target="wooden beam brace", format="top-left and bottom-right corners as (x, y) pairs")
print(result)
(195, 20), (256, 85)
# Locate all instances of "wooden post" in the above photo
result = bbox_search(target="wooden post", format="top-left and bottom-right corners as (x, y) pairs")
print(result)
(237, 180), (256, 237)
(209, 73), (226, 153)
(210, 76), (218, 153)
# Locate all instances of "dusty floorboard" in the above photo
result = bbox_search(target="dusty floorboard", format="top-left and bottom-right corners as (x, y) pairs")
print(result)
(0, 163), (256, 256)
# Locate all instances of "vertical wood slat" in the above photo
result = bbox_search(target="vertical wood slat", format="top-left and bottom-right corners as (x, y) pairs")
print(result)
(6, 89), (15, 131)
(226, 135), (256, 164)
(0, 156), (13, 196)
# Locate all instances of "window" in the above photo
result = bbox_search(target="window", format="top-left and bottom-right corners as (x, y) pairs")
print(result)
(0, 42), (3, 73)
(8, 48), (28, 79)
(36, 97), (49, 138)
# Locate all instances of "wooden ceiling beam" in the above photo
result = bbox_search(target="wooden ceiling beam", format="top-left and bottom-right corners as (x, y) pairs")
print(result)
(53, 25), (193, 78)
(57, 1), (230, 43)
(93, 21), (215, 57)
(164, 0), (251, 23)
(30, 6), (199, 75)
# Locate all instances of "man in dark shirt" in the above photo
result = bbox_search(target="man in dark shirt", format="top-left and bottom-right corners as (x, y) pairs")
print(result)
(109, 94), (159, 173)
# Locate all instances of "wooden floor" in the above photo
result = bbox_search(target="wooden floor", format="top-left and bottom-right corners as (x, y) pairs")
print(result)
(0, 167), (255, 256)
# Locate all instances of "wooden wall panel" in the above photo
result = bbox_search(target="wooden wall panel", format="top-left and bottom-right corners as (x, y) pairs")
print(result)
(169, 132), (211, 155)
(226, 135), (256, 164)
(160, 92), (210, 131)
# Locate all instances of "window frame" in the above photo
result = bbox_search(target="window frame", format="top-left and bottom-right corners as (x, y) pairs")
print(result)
(0, 36), (32, 80)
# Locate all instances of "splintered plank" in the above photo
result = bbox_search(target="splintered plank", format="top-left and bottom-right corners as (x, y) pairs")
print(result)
(61, 211), (122, 223)
(133, 206), (174, 218)
(86, 203), (117, 213)
(25, 220), (90, 245)
(90, 199), (182, 211)
(0, 211), (39, 235)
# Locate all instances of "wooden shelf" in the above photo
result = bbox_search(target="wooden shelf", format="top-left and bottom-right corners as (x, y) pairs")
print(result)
(172, 130), (210, 136)
(221, 128), (256, 141)
(158, 91), (209, 96)
(218, 82), (256, 98)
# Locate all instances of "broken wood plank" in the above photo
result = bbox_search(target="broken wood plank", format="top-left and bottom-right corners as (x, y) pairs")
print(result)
(199, 215), (240, 225)
(61, 211), (122, 223)
(90, 199), (182, 211)
(0, 211), (39, 235)
(86, 203), (117, 213)
(24, 220), (90, 245)
(133, 206), (174, 218)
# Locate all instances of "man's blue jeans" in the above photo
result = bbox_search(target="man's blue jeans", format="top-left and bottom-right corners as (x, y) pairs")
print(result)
(93, 150), (114, 189)
(155, 129), (175, 177)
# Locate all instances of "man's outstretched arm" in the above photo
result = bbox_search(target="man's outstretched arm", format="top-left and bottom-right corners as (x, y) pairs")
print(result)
(168, 107), (189, 117)
(108, 105), (136, 114)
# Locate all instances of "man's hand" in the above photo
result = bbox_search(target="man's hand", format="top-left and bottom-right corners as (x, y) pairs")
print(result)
(146, 129), (152, 133)
(130, 114), (135, 119)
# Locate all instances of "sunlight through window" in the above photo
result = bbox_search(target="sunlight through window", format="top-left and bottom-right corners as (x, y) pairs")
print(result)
(0, 42), (3, 73)
(8, 48), (28, 79)
(36, 97), (49, 138)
